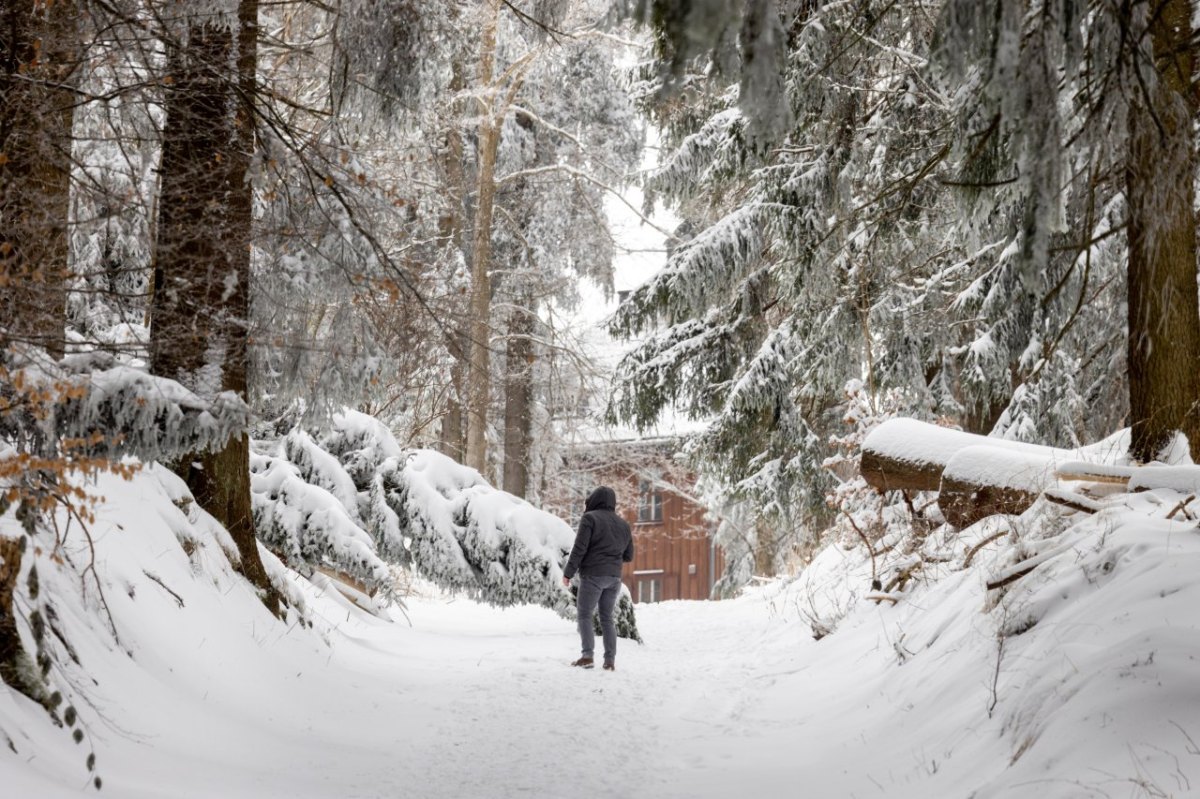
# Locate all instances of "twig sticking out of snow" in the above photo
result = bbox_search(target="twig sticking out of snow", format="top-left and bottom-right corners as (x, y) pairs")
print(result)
(985, 542), (1075, 591)
(1043, 489), (1104, 515)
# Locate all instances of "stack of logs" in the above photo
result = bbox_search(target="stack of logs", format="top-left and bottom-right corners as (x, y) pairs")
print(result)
(859, 419), (1200, 528)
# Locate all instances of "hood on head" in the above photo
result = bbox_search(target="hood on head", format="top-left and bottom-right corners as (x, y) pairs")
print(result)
(585, 486), (616, 512)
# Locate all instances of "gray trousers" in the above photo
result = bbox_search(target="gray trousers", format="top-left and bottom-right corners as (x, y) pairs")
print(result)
(577, 574), (622, 662)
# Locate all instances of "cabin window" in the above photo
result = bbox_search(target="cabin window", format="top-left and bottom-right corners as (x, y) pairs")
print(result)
(637, 479), (664, 524)
(636, 577), (661, 603)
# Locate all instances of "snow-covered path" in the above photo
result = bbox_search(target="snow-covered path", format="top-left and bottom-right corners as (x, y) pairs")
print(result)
(8, 583), (860, 799)
(75, 586), (1013, 799)
(294, 596), (793, 799)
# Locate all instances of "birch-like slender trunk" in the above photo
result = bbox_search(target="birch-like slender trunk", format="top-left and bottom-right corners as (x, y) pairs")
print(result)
(438, 60), (468, 462)
(464, 0), (503, 474)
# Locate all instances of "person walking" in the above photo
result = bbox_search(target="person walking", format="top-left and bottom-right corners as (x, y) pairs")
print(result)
(562, 485), (634, 671)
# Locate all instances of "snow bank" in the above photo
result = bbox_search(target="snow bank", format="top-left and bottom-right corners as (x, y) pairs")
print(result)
(0, 464), (316, 795)
(768, 480), (1200, 797)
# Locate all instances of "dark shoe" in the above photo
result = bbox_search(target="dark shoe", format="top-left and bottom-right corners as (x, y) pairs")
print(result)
(603, 661), (615, 671)
(571, 657), (594, 669)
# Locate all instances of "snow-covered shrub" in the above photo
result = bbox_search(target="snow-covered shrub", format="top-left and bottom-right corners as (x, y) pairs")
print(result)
(249, 451), (395, 602)
(283, 429), (364, 523)
(319, 409), (404, 490)
(1, 346), (249, 464)
(375, 450), (576, 616)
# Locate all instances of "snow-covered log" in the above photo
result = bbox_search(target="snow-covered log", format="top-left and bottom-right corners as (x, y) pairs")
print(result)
(858, 419), (973, 492)
(1057, 461), (1200, 495)
(938, 446), (1056, 528)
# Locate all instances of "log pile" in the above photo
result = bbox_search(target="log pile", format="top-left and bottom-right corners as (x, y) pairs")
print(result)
(860, 420), (1068, 527)
(860, 418), (1197, 528)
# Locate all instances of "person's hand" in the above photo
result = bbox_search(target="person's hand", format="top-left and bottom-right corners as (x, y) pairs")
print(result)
(562, 576), (571, 587)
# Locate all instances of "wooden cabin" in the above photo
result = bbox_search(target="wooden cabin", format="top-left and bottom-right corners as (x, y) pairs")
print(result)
(545, 438), (723, 603)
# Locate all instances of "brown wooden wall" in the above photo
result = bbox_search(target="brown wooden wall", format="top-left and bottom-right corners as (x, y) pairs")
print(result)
(618, 476), (722, 601)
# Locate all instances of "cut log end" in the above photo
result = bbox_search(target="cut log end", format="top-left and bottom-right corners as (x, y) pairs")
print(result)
(938, 476), (1039, 530)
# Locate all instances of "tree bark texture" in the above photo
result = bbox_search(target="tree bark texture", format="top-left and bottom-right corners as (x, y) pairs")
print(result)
(502, 305), (535, 497)
(0, 535), (32, 700)
(437, 60), (468, 462)
(938, 476), (1040, 529)
(0, 0), (76, 358)
(464, 0), (503, 475)
(753, 516), (777, 576)
(149, 1), (278, 614)
(1124, 0), (1200, 463)
(440, 331), (467, 462)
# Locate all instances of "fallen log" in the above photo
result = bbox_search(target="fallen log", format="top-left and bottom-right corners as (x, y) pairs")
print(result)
(860, 419), (982, 492)
(860, 419), (1200, 529)
(938, 445), (1057, 528)
(1053, 462), (1133, 485)
(1056, 462), (1200, 495)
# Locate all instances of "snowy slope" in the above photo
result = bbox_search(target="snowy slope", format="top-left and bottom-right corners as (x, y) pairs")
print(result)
(3, 468), (1200, 798)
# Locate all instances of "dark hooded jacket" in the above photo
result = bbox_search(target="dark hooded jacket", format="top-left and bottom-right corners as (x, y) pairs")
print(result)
(563, 486), (634, 579)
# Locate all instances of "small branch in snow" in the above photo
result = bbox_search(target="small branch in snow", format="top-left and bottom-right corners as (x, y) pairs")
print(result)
(963, 530), (1008, 568)
(1042, 489), (1103, 515)
(840, 509), (879, 590)
(985, 542), (1074, 592)
(59, 497), (121, 647)
(988, 626), (1006, 718)
(1165, 495), (1196, 521)
(1169, 720), (1200, 756)
(142, 571), (185, 609)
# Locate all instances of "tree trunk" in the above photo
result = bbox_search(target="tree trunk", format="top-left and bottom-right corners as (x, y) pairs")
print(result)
(502, 305), (535, 497)
(0, 534), (36, 704)
(438, 60), (468, 462)
(753, 517), (776, 576)
(150, 1), (278, 615)
(440, 334), (467, 461)
(0, 0), (75, 358)
(1125, 0), (1200, 463)
(464, 0), (503, 475)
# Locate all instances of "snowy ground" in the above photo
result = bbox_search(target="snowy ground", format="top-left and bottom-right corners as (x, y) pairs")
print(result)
(4, 468), (1200, 798)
